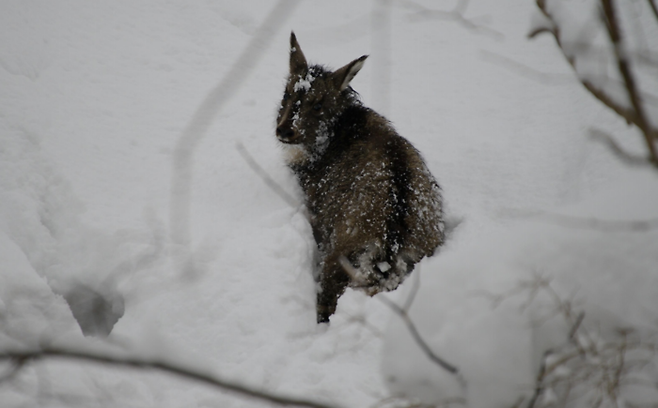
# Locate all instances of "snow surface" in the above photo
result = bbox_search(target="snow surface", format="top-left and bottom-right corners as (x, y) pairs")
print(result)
(1, 0), (657, 407)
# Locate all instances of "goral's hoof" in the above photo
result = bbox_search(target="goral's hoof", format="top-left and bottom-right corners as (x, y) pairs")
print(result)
(317, 313), (330, 324)
(316, 306), (332, 324)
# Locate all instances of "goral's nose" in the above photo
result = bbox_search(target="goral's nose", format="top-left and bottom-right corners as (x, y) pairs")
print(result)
(276, 126), (295, 141)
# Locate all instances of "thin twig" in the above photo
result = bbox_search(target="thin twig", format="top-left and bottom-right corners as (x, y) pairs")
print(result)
(601, 0), (658, 165)
(338, 259), (458, 374)
(531, 0), (658, 169)
(396, 0), (504, 40)
(480, 50), (574, 86)
(402, 265), (421, 312)
(378, 296), (459, 374)
(0, 347), (340, 408)
(528, 21), (640, 130)
(610, 331), (628, 399)
(501, 275), (658, 407)
(170, 0), (301, 250)
(236, 142), (300, 208)
(589, 128), (655, 167)
(648, 0), (658, 22)
(499, 207), (658, 232)
(372, 0), (392, 116)
(569, 312), (586, 340)
(526, 350), (551, 408)
(0, 357), (26, 384)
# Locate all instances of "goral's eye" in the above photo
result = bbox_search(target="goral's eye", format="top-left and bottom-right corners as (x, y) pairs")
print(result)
(313, 102), (322, 111)
(283, 92), (290, 102)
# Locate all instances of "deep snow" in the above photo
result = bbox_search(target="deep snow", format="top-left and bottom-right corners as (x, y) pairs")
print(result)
(1, 0), (657, 407)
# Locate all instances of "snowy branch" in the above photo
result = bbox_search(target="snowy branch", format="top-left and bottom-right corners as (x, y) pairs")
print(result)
(0, 347), (341, 408)
(648, 0), (658, 21)
(236, 142), (300, 208)
(170, 0), (301, 251)
(600, 0), (658, 164)
(485, 274), (658, 408)
(339, 262), (457, 375)
(340, 258), (459, 376)
(589, 128), (657, 168)
(377, 295), (459, 375)
(479, 50), (574, 86)
(396, 0), (504, 40)
(530, 0), (658, 169)
(0, 358), (25, 385)
(499, 207), (658, 232)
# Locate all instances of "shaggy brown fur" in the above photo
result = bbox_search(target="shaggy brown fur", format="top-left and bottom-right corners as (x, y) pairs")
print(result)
(276, 33), (444, 323)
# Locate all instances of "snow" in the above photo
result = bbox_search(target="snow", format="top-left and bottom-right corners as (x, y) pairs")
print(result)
(1, 0), (657, 407)
(383, 167), (658, 407)
(293, 72), (315, 92)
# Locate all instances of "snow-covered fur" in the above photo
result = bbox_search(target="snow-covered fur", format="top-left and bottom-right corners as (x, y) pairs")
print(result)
(276, 32), (445, 323)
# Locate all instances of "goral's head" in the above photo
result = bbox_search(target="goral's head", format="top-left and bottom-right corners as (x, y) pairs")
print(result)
(276, 32), (367, 160)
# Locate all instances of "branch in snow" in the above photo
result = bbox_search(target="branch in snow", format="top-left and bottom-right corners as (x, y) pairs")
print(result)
(371, 394), (467, 408)
(568, 312), (586, 340)
(0, 346), (341, 408)
(480, 50), (574, 86)
(396, 0), (504, 40)
(236, 142), (300, 208)
(377, 295), (460, 375)
(530, 0), (658, 169)
(170, 0), (301, 254)
(526, 350), (551, 408)
(402, 263), (421, 312)
(499, 207), (658, 232)
(340, 258), (460, 375)
(589, 128), (658, 168)
(486, 274), (658, 408)
(600, 0), (658, 165)
(648, 0), (658, 21)
(0, 358), (25, 385)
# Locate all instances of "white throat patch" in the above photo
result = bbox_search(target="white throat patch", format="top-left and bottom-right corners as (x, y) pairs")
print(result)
(281, 143), (310, 166)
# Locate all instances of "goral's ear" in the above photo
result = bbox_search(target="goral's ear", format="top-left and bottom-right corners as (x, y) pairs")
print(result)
(331, 55), (368, 91)
(290, 32), (307, 75)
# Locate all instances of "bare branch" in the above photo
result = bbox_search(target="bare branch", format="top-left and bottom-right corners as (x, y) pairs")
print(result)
(648, 0), (658, 21)
(170, 0), (301, 250)
(0, 358), (26, 384)
(480, 50), (574, 86)
(338, 259), (459, 375)
(372, 0), (392, 116)
(370, 394), (466, 408)
(499, 207), (658, 232)
(528, 18), (640, 129)
(531, 0), (658, 169)
(378, 296), (459, 375)
(496, 275), (658, 407)
(0, 347), (341, 408)
(589, 128), (657, 167)
(396, 0), (504, 40)
(236, 142), (300, 208)
(569, 312), (586, 340)
(601, 0), (658, 165)
(402, 265), (421, 312)
(526, 350), (551, 408)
